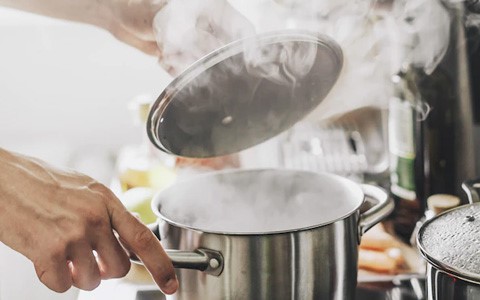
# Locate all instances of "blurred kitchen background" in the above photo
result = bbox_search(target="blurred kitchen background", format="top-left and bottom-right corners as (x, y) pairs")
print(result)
(1, 0), (480, 299)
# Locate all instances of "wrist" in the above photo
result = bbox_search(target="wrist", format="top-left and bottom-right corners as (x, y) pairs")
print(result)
(81, 0), (115, 30)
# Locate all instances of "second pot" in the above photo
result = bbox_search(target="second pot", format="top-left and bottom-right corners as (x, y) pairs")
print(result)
(417, 178), (480, 300)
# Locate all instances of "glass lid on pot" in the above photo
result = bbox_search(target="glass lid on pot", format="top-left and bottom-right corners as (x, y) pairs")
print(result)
(418, 203), (480, 283)
(147, 30), (343, 158)
(152, 169), (364, 235)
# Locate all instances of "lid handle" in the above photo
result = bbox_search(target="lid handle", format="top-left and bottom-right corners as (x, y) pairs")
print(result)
(462, 178), (480, 204)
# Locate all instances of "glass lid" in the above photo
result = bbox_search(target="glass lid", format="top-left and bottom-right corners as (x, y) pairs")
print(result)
(147, 30), (343, 158)
(418, 203), (480, 283)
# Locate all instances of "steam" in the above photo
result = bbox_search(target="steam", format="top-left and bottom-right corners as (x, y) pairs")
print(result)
(152, 0), (453, 156)
(156, 170), (359, 233)
(153, 0), (255, 75)
(230, 0), (452, 121)
(391, 0), (451, 75)
(243, 38), (318, 85)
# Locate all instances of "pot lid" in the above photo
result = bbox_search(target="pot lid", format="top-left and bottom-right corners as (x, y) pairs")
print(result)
(418, 203), (480, 283)
(152, 169), (364, 235)
(147, 30), (343, 158)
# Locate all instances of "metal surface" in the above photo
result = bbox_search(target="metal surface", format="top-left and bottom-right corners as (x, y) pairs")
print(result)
(147, 30), (343, 158)
(131, 224), (224, 276)
(426, 264), (480, 300)
(161, 216), (359, 300)
(418, 203), (480, 284)
(418, 179), (480, 299)
(138, 169), (393, 300)
(462, 178), (480, 204)
(358, 184), (395, 237)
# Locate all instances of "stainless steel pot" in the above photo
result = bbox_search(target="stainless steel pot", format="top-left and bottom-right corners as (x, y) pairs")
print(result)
(135, 169), (393, 300)
(138, 30), (392, 299)
(417, 178), (480, 299)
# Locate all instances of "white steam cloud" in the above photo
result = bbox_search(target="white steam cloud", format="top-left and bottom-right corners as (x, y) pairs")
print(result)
(155, 170), (360, 233)
(230, 0), (452, 121)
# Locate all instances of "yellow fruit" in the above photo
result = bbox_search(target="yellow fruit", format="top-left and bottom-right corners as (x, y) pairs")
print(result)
(121, 187), (157, 224)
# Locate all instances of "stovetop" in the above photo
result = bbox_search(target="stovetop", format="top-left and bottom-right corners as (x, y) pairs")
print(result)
(77, 278), (426, 300)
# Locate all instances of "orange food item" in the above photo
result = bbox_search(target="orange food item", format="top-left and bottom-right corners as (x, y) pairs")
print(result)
(360, 224), (398, 251)
(358, 249), (398, 273)
(385, 247), (405, 266)
(175, 155), (240, 170)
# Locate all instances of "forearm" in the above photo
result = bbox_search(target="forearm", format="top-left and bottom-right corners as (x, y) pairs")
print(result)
(0, 0), (112, 28)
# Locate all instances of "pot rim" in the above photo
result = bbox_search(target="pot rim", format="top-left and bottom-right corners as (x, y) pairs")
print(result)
(151, 168), (365, 236)
(417, 202), (480, 285)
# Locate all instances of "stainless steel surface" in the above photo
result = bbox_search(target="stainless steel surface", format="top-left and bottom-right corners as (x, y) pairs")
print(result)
(131, 224), (225, 276)
(164, 249), (224, 276)
(418, 179), (480, 299)
(161, 216), (359, 300)
(426, 264), (480, 300)
(358, 184), (395, 236)
(462, 178), (480, 204)
(147, 30), (343, 158)
(140, 169), (393, 300)
(418, 202), (480, 283)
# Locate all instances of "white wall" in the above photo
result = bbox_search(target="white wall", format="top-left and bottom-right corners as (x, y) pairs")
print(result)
(0, 7), (172, 300)
(0, 7), (172, 161)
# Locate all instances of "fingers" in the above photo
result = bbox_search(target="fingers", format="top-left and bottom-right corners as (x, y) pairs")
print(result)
(68, 242), (101, 291)
(34, 253), (72, 293)
(94, 232), (131, 280)
(108, 203), (178, 295)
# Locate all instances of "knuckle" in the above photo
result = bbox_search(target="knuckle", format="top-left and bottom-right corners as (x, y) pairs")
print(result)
(48, 239), (68, 260)
(88, 182), (117, 205)
(84, 209), (108, 229)
(133, 227), (156, 251)
(66, 228), (87, 246)
(87, 181), (108, 194)
(111, 260), (131, 279)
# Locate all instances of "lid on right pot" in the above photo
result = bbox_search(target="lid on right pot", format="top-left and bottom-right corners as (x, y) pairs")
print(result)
(417, 202), (480, 284)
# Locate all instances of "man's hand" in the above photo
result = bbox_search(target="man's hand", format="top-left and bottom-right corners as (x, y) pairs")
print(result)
(0, 148), (178, 294)
(0, 0), (254, 76)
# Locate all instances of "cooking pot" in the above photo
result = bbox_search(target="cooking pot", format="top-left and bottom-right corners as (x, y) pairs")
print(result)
(417, 178), (480, 300)
(132, 169), (393, 300)
(134, 30), (394, 299)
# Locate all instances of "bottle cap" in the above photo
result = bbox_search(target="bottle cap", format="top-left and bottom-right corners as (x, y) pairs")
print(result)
(427, 194), (461, 215)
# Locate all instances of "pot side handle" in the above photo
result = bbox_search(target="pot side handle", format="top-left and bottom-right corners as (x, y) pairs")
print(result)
(129, 223), (224, 276)
(358, 185), (394, 238)
(462, 178), (480, 204)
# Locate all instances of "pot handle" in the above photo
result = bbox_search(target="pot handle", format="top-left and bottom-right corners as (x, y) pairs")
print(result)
(358, 184), (394, 238)
(129, 223), (224, 276)
(462, 178), (480, 204)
